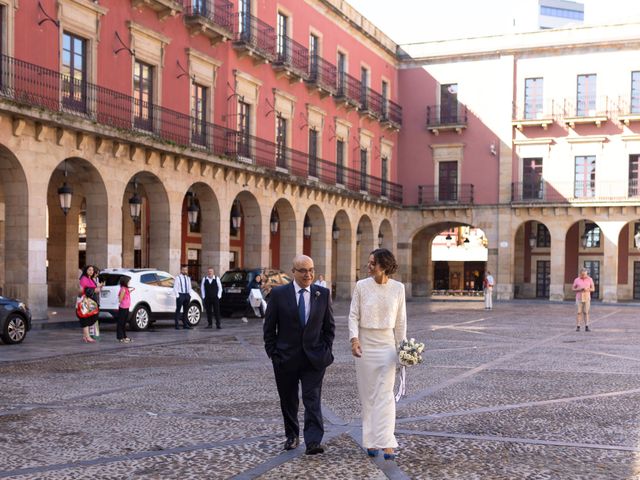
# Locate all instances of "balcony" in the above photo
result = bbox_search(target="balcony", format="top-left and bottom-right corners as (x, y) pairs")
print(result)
(562, 96), (610, 128)
(335, 72), (362, 110)
(273, 35), (309, 81)
(382, 100), (402, 129)
(131, 0), (183, 18)
(306, 56), (337, 97)
(232, 13), (277, 63)
(512, 100), (555, 130)
(426, 104), (468, 135)
(0, 54), (402, 205)
(618, 96), (640, 126)
(511, 180), (640, 204)
(418, 184), (474, 206)
(360, 87), (384, 120)
(183, 0), (233, 45)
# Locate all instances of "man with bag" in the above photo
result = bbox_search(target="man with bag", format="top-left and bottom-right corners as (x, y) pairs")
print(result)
(572, 268), (595, 332)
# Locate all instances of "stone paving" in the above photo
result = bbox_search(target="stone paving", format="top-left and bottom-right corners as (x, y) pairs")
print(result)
(1, 300), (640, 479)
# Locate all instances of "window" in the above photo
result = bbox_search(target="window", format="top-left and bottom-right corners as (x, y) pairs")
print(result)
(337, 52), (346, 94)
(277, 12), (288, 61)
(438, 161), (458, 201)
(522, 158), (543, 200)
(577, 74), (596, 116)
(381, 81), (389, 118)
(309, 33), (319, 78)
(536, 260), (550, 298)
(193, 0), (207, 15)
(381, 156), (388, 197)
(238, 100), (250, 157)
(133, 60), (153, 131)
(574, 155), (596, 198)
(583, 260), (600, 298)
(632, 71), (640, 114)
(540, 5), (584, 20)
(583, 223), (601, 248)
(308, 128), (318, 177)
(360, 148), (368, 191)
(440, 83), (458, 123)
(276, 115), (287, 168)
(191, 83), (207, 146)
(239, 0), (251, 39)
(524, 78), (543, 119)
(536, 223), (551, 248)
(360, 67), (369, 107)
(62, 32), (87, 113)
(629, 155), (639, 197)
(336, 139), (345, 184)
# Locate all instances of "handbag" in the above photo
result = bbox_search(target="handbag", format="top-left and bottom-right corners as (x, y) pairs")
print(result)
(76, 295), (99, 318)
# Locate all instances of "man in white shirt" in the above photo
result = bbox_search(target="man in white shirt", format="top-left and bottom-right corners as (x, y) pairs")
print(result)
(173, 265), (192, 329)
(483, 271), (495, 310)
(201, 267), (223, 329)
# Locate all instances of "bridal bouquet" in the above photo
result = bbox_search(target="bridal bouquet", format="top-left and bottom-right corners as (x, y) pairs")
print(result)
(398, 338), (425, 366)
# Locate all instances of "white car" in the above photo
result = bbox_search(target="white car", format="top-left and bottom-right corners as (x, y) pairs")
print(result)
(98, 268), (203, 331)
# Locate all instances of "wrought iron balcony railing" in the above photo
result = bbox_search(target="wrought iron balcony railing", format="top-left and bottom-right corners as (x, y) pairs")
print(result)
(307, 55), (337, 95)
(426, 104), (468, 127)
(336, 71), (362, 108)
(274, 34), (309, 79)
(232, 12), (277, 61)
(512, 99), (557, 121)
(183, 0), (233, 39)
(511, 180), (640, 203)
(418, 184), (474, 206)
(384, 100), (402, 127)
(562, 96), (610, 118)
(0, 54), (402, 204)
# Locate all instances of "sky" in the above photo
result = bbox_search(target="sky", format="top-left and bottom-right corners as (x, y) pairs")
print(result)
(346, 0), (640, 45)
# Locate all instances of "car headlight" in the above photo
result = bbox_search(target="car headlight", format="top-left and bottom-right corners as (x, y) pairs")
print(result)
(18, 302), (27, 311)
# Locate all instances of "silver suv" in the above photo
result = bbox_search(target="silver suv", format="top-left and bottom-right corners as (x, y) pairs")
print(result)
(98, 269), (203, 331)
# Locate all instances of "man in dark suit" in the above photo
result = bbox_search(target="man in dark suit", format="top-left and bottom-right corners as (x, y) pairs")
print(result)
(264, 255), (335, 455)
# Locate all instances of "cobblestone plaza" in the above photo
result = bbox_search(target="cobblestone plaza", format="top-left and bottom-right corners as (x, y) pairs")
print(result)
(2, 300), (640, 479)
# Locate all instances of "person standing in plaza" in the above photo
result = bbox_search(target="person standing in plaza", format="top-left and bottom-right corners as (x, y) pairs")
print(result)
(314, 274), (327, 288)
(572, 268), (595, 332)
(483, 271), (495, 310)
(173, 265), (192, 330)
(116, 276), (133, 343)
(263, 255), (335, 455)
(201, 267), (222, 329)
(349, 248), (407, 460)
(78, 265), (100, 343)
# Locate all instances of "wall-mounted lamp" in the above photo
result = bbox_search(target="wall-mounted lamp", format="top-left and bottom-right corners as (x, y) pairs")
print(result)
(332, 221), (340, 240)
(270, 209), (279, 234)
(128, 178), (142, 222)
(57, 160), (73, 216)
(356, 226), (362, 244)
(377, 231), (384, 247)
(634, 231), (640, 250)
(529, 235), (537, 249)
(187, 192), (199, 229)
(303, 215), (312, 238)
(489, 142), (497, 156)
(231, 201), (242, 230)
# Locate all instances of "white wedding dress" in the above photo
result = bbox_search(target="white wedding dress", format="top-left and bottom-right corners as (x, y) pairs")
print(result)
(348, 277), (407, 449)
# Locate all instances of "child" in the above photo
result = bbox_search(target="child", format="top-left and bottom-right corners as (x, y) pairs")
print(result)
(117, 276), (133, 343)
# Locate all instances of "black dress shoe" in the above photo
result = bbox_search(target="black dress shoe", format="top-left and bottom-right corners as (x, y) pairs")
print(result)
(284, 437), (299, 450)
(216, 325), (221, 329)
(305, 442), (324, 455)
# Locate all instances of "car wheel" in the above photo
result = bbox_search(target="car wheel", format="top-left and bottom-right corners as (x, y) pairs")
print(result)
(1, 313), (27, 344)
(130, 305), (150, 331)
(186, 302), (202, 326)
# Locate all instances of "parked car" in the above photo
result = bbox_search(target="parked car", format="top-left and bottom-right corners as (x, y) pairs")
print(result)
(0, 296), (32, 344)
(220, 268), (292, 316)
(98, 269), (203, 331)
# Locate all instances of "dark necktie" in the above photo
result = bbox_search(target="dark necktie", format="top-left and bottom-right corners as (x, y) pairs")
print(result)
(298, 289), (307, 328)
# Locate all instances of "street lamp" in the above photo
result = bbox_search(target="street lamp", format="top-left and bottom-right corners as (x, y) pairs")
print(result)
(356, 226), (362, 244)
(303, 215), (312, 238)
(187, 196), (199, 229)
(377, 231), (384, 247)
(529, 234), (537, 248)
(270, 209), (279, 234)
(445, 231), (453, 249)
(57, 160), (73, 216)
(332, 221), (340, 240)
(231, 201), (242, 230)
(128, 178), (142, 222)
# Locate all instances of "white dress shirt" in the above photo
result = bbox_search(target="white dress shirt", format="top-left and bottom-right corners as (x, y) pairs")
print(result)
(293, 280), (311, 324)
(201, 275), (223, 299)
(173, 274), (192, 296)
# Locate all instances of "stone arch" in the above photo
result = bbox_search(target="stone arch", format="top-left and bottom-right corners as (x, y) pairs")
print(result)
(513, 219), (552, 299)
(303, 204), (327, 280)
(0, 145), (29, 302)
(121, 171), (171, 272)
(270, 198), (296, 269)
(565, 219), (603, 300)
(356, 215), (374, 280)
(229, 191), (262, 268)
(617, 218), (640, 301)
(331, 209), (352, 299)
(378, 218), (393, 251)
(47, 157), (109, 306)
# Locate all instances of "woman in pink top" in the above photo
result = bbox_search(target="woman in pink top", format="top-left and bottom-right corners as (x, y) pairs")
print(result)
(116, 276), (133, 343)
(78, 265), (100, 343)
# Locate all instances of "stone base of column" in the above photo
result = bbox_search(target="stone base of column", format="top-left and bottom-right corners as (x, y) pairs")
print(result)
(602, 287), (618, 304)
(496, 283), (514, 301)
(549, 284), (565, 302)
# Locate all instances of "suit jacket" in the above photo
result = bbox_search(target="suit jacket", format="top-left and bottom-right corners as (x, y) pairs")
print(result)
(263, 282), (335, 371)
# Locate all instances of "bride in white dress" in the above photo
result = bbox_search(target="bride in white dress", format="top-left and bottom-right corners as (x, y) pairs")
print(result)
(348, 248), (407, 460)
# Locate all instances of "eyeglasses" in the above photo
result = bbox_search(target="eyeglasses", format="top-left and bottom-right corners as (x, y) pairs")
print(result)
(294, 268), (315, 275)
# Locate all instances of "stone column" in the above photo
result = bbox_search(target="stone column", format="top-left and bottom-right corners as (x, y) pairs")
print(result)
(335, 229), (355, 300)
(548, 225), (566, 301)
(600, 221), (625, 303)
(493, 208), (513, 301)
(396, 241), (412, 298)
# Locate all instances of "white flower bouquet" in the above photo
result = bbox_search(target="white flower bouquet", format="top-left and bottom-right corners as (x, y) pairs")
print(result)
(398, 338), (425, 366)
